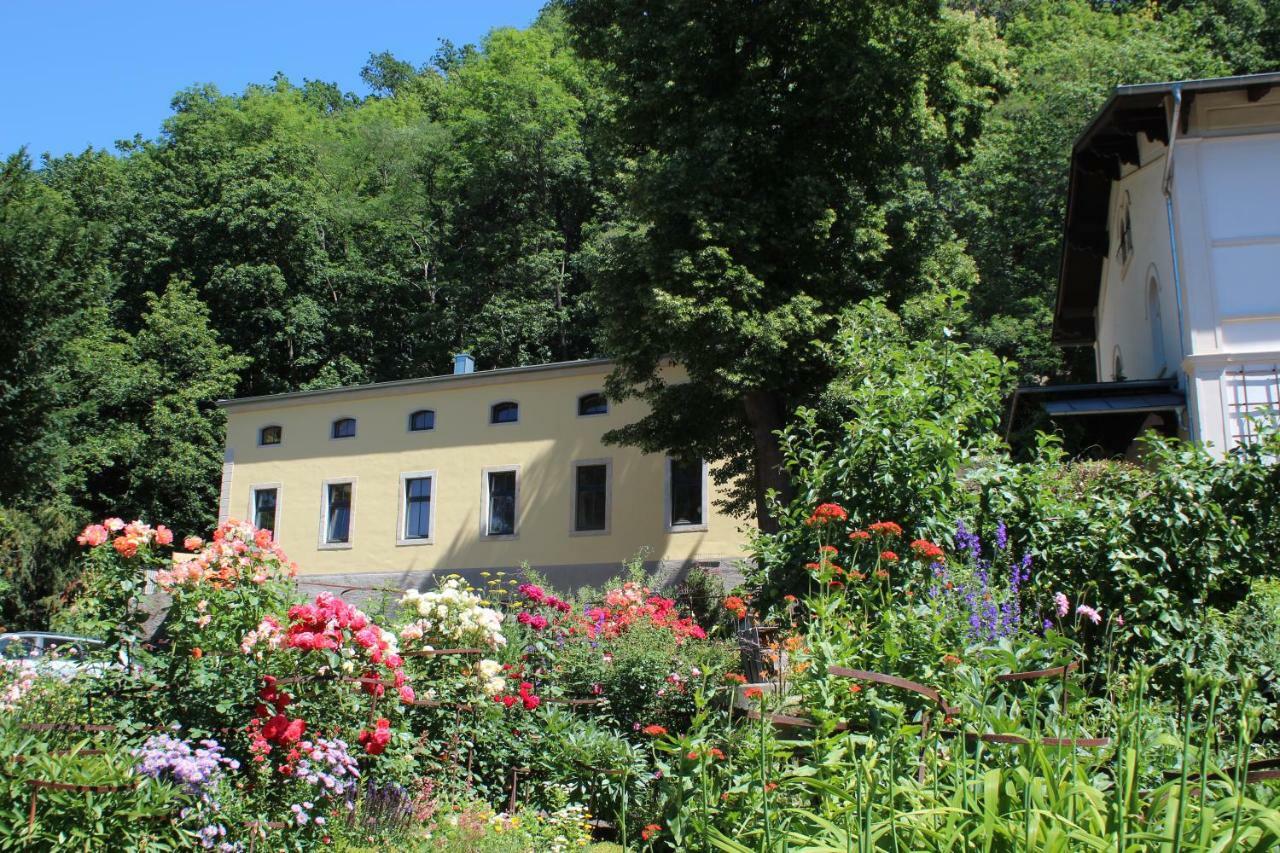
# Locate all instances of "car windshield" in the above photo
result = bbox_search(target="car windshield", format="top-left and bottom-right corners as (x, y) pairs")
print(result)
(42, 639), (95, 661)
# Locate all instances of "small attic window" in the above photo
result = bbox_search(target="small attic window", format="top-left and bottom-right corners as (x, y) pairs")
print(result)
(332, 417), (357, 439)
(259, 425), (282, 446)
(409, 409), (435, 432)
(578, 392), (608, 416)
(490, 401), (519, 424)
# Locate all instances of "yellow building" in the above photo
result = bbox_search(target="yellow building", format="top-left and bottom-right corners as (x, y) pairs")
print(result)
(217, 356), (751, 590)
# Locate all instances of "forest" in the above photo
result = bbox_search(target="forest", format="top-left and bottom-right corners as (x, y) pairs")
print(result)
(1, 0), (1277, 626)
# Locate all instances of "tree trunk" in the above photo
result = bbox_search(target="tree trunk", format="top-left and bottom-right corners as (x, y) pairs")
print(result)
(742, 389), (793, 534)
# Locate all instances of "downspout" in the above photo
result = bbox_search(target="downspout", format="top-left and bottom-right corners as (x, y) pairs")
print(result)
(1162, 84), (1197, 441)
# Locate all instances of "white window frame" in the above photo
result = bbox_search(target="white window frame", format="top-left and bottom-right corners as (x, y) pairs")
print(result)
(480, 465), (520, 539)
(258, 425), (283, 447)
(664, 458), (709, 533)
(407, 409), (436, 433)
(488, 400), (520, 426)
(330, 416), (358, 440)
(318, 477), (356, 549)
(396, 470), (437, 546)
(248, 483), (282, 534)
(570, 458), (612, 536)
(576, 391), (609, 418)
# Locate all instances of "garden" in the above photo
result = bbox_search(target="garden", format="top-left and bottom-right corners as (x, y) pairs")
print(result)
(3, 317), (1280, 851)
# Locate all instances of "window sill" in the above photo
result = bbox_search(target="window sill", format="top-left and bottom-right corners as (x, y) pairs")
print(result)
(666, 524), (708, 534)
(318, 542), (353, 550)
(396, 538), (435, 547)
(482, 533), (519, 541)
(570, 528), (610, 537)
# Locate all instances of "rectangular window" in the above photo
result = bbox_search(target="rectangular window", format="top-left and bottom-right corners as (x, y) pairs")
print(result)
(484, 469), (517, 537)
(252, 487), (279, 534)
(323, 481), (353, 545)
(573, 462), (609, 533)
(403, 476), (432, 540)
(667, 458), (705, 529)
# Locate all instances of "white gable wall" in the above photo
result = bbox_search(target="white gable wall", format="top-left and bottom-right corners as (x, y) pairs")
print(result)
(1169, 96), (1280, 453)
(1094, 150), (1178, 385)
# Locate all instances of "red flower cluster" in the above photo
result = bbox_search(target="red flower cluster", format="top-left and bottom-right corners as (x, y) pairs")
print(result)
(516, 611), (549, 630)
(642, 824), (662, 841)
(584, 583), (707, 643)
(879, 550), (898, 563)
(868, 521), (903, 538)
(910, 539), (946, 562)
(722, 595), (748, 620)
(805, 503), (848, 526)
(848, 530), (871, 541)
(493, 680), (541, 711)
(642, 724), (668, 736)
(358, 718), (392, 755)
(247, 676), (307, 761)
(284, 593), (414, 703)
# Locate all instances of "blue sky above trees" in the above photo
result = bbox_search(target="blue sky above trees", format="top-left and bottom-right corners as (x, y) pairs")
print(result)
(1, 0), (545, 159)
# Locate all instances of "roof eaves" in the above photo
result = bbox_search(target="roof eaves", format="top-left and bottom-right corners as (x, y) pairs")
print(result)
(217, 357), (615, 409)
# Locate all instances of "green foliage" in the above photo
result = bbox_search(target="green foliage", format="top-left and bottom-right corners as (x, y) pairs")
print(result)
(1197, 579), (1280, 741)
(749, 302), (1010, 600)
(564, 0), (1009, 521)
(969, 431), (1280, 679)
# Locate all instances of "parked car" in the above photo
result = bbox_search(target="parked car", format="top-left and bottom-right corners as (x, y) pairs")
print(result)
(0, 632), (107, 679)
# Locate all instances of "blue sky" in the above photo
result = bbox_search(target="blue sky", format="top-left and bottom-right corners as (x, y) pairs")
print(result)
(2, 0), (547, 160)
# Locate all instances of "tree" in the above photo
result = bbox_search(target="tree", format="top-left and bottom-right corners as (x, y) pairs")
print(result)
(562, 0), (1007, 529)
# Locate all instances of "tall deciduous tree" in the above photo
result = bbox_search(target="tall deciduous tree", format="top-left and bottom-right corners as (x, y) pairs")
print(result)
(562, 0), (1007, 528)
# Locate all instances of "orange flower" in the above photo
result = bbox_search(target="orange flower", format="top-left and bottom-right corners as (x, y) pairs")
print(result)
(191, 647), (204, 660)
(819, 545), (838, 556)
(910, 539), (945, 562)
(744, 687), (764, 700)
(783, 594), (797, 603)
(848, 570), (866, 581)
(805, 503), (848, 526)
(868, 521), (903, 537)
(724, 672), (747, 684)
(687, 751), (699, 760)
(722, 595), (748, 619)
(765, 782), (778, 792)
(642, 724), (668, 737)
(709, 747), (726, 760)
(874, 568), (890, 581)
(642, 824), (662, 841)
(941, 653), (962, 666)
(849, 530), (871, 541)
(828, 580), (844, 589)
(848, 683), (862, 695)
(879, 550), (898, 562)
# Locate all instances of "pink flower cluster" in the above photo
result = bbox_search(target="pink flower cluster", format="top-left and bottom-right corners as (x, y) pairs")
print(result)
(358, 718), (392, 755)
(155, 519), (297, 592)
(518, 583), (572, 613)
(284, 593), (414, 703)
(240, 616), (284, 655)
(77, 518), (173, 557)
(585, 582), (707, 643)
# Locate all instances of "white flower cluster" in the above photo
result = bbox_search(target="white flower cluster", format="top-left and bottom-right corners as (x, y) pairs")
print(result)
(399, 578), (506, 649)
(476, 658), (507, 696)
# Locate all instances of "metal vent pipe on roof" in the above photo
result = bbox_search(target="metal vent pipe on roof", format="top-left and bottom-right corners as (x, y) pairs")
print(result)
(453, 353), (475, 374)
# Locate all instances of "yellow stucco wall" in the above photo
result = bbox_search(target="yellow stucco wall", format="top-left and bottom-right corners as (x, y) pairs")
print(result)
(220, 360), (751, 576)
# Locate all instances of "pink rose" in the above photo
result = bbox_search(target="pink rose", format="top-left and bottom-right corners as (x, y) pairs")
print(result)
(154, 525), (174, 546)
(183, 536), (204, 551)
(77, 524), (109, 547)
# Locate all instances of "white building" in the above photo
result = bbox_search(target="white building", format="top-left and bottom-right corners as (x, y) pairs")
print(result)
(1027, 73), (1280, 455)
